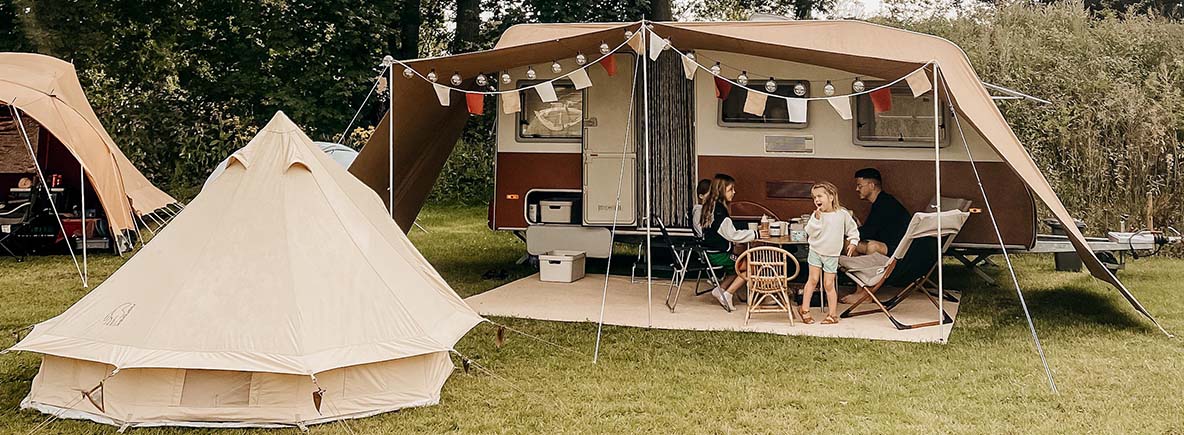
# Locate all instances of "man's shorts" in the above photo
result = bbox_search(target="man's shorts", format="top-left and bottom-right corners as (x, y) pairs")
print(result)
(807, 250), (839, 274)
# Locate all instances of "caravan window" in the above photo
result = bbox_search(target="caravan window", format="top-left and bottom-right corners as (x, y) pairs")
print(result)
(517, 81), (583, 142)
(854, 82), (948, 147)
(719, 80), (808, 127)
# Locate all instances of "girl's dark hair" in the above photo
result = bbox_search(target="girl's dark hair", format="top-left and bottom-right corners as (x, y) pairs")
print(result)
(700, 174), (736, 229)
(696, 179), (712, 197)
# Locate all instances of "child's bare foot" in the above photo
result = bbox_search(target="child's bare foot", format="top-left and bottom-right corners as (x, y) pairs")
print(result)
(821, 314), (839, 324)
(839, 293), (862, 304)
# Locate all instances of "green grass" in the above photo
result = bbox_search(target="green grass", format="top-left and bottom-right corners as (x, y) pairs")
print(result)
(2, 204), (1182, 434)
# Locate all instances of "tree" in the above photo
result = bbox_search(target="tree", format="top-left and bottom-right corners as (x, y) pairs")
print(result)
(689, 0), (836, 20)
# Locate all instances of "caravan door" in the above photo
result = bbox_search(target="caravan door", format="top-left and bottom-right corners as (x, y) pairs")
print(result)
(583, 54), (637, 225)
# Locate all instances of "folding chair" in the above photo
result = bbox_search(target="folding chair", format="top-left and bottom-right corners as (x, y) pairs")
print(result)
(736, 246), (799, 325)
(837, 209), (970, 330)
(0, 183), (43, 258)
(644, 215), (724, 312)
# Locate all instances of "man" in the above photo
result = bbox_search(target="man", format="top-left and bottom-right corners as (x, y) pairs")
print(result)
(852, 168), (910, 257)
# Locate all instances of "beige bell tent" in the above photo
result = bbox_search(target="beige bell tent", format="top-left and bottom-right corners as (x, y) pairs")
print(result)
(9, 111), (484, 428)
(349, 20), (1165, 333)
(0, 52), (178, 243)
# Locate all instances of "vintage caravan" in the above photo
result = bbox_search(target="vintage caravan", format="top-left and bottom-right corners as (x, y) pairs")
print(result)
(486, 26), (1033, 258)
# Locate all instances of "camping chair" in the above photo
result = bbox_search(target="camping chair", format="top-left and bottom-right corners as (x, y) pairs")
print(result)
(736, 246), (799, 325)
(641, 215), (724, 312)
(837, 209), (970, 330)
(0, 183), (43, 258)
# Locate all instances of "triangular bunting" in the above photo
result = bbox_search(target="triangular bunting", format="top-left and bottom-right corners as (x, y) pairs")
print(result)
(627, 32), (645, 56)
(906, 69), (932, 97)
(502, 90), (521, 114)
(648, 34), (665, 61)
(788, 98), (808, 123)
(536, 82), (558, 103)
(870, 88), (893, 113)
(569, 68), (593, 90)
(827, 96), (852, 120)
(714, 77), (733, 100)
(681, 54), (697, 80)
(742, 91), (767, 116)
(433, 84), (451, 106)
(465, 93), (485, 115)
(600, 55), (618, 77)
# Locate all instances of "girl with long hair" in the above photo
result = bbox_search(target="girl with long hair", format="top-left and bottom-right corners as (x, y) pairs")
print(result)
(700, 173), (755, 312)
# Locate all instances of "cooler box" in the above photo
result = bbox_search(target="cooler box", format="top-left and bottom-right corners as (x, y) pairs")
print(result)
(539, 250), (586, 282)
(539, 200), (574, 223)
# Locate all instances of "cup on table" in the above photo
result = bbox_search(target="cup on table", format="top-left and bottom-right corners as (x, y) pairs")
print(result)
(747, 222), (758, 232)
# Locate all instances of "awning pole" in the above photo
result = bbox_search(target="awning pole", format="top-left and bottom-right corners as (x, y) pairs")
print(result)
(933, 62), (943, 340)
(80, 159), (88, 287)
(642, 22), (653, 328)
(384, 55), (396, 218)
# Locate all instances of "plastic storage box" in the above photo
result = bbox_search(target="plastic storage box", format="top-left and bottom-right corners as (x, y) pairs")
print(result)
(539, 250), (586, 282)
(539, 200), (574, 224)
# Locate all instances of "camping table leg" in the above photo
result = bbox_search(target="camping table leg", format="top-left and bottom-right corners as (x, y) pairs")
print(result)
(953, 253), (997, 286)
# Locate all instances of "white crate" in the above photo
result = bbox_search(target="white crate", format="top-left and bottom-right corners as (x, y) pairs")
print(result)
(539, 250), (586, 283)
(539, 200), (573, 223)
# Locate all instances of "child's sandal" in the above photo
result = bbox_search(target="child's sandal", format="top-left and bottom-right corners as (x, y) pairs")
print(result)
(821, 314), (839, 324)
(799, 310), (815, 324)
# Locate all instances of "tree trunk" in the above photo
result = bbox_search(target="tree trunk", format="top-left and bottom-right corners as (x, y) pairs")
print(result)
(396, 0), (422, 59)
(651, 0), (673, 21)
(452, 0), (480, 53)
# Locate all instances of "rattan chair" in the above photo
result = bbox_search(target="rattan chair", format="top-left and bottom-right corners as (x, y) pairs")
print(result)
(736, 246), (800, 325)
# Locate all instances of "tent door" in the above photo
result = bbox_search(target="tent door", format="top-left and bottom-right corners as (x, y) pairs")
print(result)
(583, 54), (638, 225)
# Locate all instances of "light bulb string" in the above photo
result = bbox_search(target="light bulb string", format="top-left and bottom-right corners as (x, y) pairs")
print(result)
(691, 51), (866, 85)
(387, 31), (641, 96)
(652, 26), (937, 102)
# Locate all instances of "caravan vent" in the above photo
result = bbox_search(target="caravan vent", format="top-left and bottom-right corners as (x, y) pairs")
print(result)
(765, 135), (814, 153)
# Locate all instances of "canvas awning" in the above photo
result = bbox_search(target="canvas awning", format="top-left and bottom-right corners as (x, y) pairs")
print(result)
(350, 20), (1165, 333)
(0, 52), (178, 236)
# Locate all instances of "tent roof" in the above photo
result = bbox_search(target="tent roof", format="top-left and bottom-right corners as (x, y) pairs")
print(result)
(0, 52), (177, 235)
(350, 20), (1165, 333)
(12, 111), (484, 375)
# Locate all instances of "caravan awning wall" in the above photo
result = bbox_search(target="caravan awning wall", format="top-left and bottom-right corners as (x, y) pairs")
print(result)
(0, 52), (178, 235)
(351, 20), (1163, 331)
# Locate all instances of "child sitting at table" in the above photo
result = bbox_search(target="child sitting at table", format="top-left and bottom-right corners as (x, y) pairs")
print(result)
(800, 181), (859, 325)
(700, 174), (755, 312)
(690, 178), (711, 238)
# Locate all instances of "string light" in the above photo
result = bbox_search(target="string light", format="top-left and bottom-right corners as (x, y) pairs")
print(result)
(476, 74), (488, 87)
(576, 53), (587, 66)
(737, 71), (748, 86)
(662, 38), (671, 51)
(600, 42), (610, 55)
(501, 72), (511, 85)
(427, 69), (438, 83)
(403, 67), (414, 79)
(526, 66), (536, 80)
(793, 82), (807, 97)
(450, 72), (462, 86)
(765, 78), (777, 93)
(625, 30), (634, 40)
(551, 61), (562, 74)
(852, 78), (865, 93)
(711, 62), (721, 75)
(824, 80), (835, 96)
(686, 52), (696, 62)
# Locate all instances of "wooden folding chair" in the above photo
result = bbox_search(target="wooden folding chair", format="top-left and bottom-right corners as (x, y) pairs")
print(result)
(737, 246), (800, 325)
(838, 209), (970, 330)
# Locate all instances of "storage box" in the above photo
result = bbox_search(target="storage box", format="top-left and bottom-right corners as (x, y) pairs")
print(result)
(539, 200), (574, 223)
(539, 250), (586, 283)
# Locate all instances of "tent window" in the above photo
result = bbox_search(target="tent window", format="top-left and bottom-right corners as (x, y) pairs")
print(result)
(179, 370), (251, 408)
(854, 82), (948, 148)
(719, 80), (808, 127)
(517, 81), (583, 142)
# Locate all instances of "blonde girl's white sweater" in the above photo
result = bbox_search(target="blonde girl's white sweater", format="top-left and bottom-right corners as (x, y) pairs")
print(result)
(804, 208), (860, 257)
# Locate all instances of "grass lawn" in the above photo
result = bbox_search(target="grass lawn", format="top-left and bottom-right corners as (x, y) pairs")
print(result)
(2, 204), (1182, 434)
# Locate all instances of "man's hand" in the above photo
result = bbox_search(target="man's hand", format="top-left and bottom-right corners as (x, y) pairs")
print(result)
(846, 243), (858, 257)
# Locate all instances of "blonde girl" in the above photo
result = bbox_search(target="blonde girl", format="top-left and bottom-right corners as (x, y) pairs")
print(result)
(800, 182), (859, 324)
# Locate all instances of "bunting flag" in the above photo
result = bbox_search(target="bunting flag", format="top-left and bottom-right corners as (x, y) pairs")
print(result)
(742, 90), (767, 116)
(788, 98), (808, 123)
(433, 83), (451, 106)
(502, 90), (521, 114)
(600, 55), (618, 77)
(569, 68), (593, 90)
(827, 96), (853, 120)
(681, 54), (697, 80)
(536, 82), (558, 102)
(870, 87), (893, 113)
(648, 35), (666, 61)
(466, 93), (484, 115)
(714, 77), (733, 100)
(627, 32), (645, 56)
(906, 69), (932, 97)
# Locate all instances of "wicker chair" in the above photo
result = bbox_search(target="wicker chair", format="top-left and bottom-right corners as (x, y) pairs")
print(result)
(736, 246), (800, 325)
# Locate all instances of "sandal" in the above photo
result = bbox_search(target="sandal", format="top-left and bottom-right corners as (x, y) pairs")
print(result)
(799, 310), (815, 324)
(821, 314), (839, 325)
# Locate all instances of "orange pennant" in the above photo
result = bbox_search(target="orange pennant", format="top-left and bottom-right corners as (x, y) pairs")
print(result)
(466, 93), (484, 115)
(600, 55), (617, 77)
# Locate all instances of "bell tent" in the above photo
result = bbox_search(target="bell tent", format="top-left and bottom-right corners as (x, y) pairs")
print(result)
(9, 111), (484, 428)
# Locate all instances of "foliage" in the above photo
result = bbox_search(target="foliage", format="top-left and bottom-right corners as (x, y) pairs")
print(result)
(878, 0), (1184, 232)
